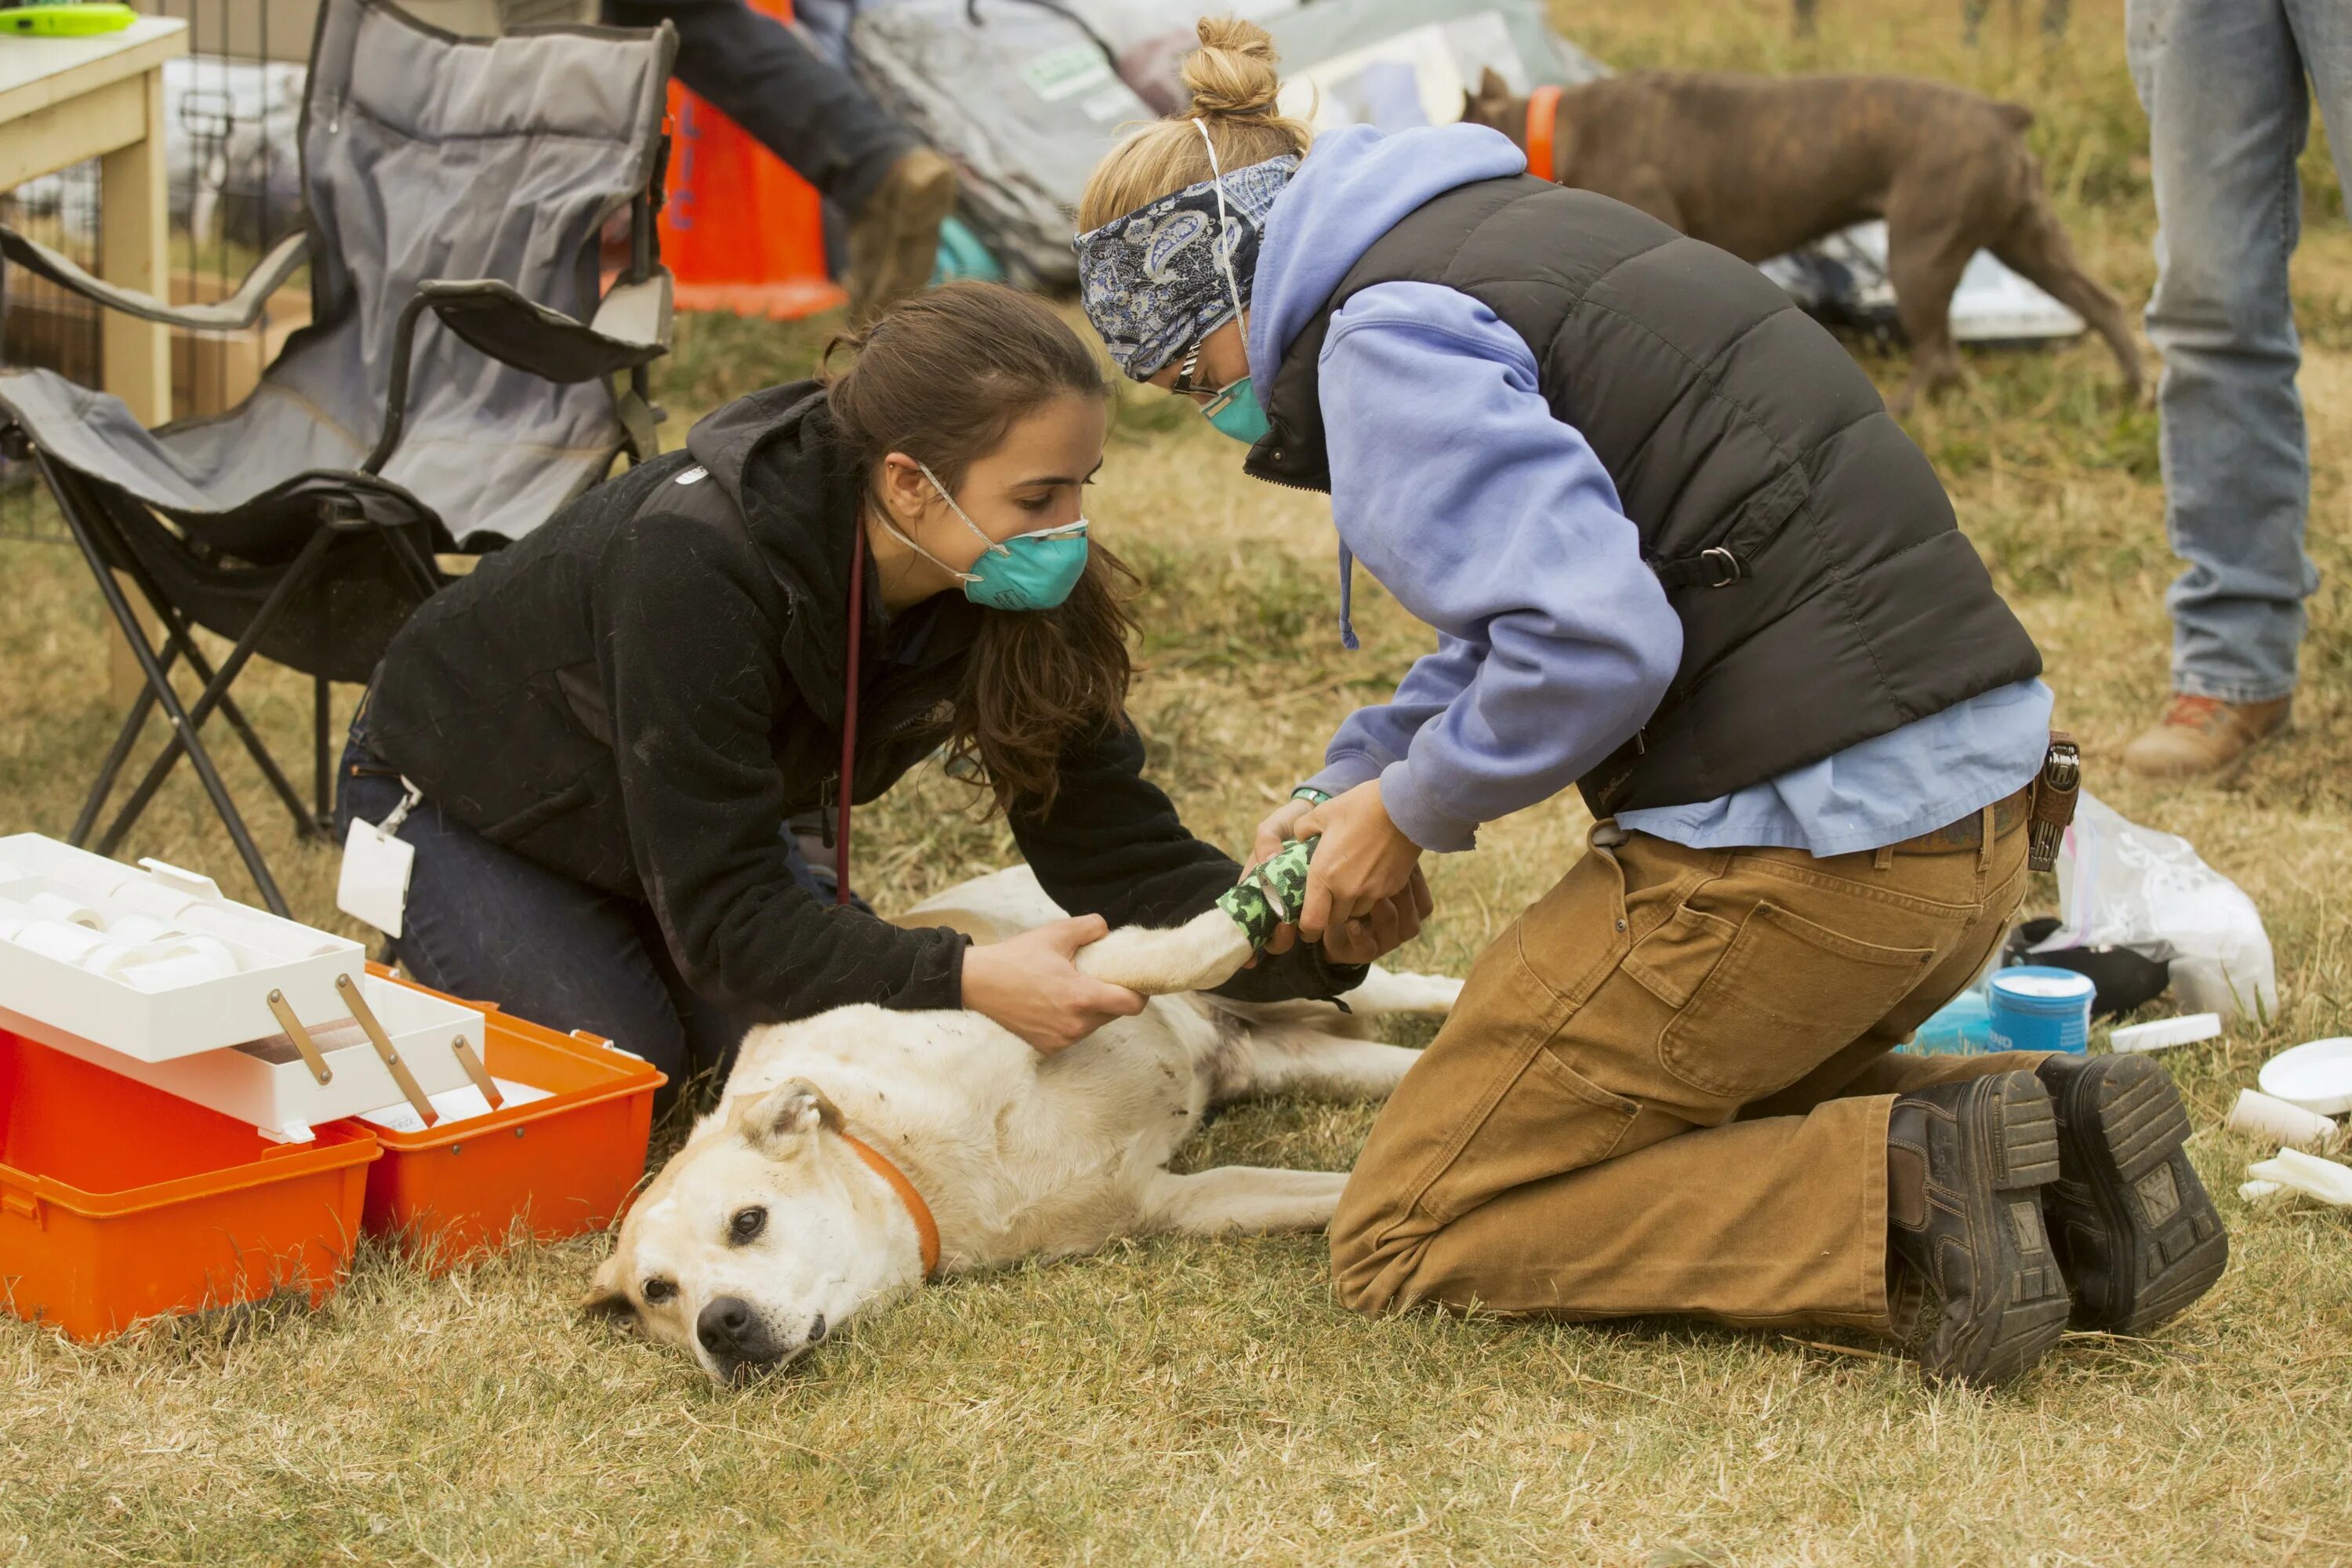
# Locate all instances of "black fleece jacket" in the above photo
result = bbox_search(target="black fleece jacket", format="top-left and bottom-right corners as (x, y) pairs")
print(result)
(365, 383), (1362, 1023)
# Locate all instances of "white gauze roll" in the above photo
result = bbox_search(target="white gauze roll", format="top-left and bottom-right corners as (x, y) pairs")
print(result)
(2226, 1088), (2339, 1151)
(11, 918), (118, 966)
(172, 934), (241, 978)
(25, 891), (103, 929)
(107, 913), (183, 947)
(75, 942), (145, 979)
(102, 879), (203, 922)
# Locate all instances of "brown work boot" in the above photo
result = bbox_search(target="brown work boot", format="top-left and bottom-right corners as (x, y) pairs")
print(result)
(2121, 693), (2291, 780)
(2034, 1052), (2228, 1335)
(844, 147), (957, 326)
(1886, 1071), (2071, 1388)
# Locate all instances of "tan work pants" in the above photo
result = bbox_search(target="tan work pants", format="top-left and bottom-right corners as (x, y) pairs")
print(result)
(1330, 810), (2038, 1334)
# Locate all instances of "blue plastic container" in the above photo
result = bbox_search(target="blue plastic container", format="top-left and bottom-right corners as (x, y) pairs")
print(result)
(1911, 989), (1995, 1054)
(1986, 966), (2096, 1054)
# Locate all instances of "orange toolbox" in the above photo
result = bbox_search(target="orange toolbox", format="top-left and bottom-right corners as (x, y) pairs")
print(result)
(328, 967), (664, 1272)
(0, 1028), (379, 1343)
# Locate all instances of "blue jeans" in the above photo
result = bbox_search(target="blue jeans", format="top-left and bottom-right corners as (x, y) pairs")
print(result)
(601, 0), (913, 215)
(2129, 0), (2350, 702)
(336, 717), (842, 1109)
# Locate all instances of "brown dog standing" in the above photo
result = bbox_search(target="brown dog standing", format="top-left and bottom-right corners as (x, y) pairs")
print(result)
(1461, 67), (2142, 412)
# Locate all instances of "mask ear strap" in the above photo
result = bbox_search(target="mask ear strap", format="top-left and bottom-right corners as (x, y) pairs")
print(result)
(914, 459), (1006, 558)
(1192, 118), (1247, 322)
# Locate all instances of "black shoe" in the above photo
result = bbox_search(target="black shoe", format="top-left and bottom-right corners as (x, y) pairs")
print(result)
(2034, 1052), (2229, 1334)
(1887, 1070), (2071, 1387)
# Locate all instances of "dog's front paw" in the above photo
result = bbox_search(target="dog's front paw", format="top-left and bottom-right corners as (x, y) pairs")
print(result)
(1075, 909), (1254, 996)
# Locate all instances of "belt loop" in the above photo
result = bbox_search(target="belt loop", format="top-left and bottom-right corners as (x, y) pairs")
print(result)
(1873, 844), (1894, 871)
(1977, 803), (1995, 880)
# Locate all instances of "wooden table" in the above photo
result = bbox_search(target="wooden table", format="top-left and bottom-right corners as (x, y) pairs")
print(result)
(0, 17), (191, 699)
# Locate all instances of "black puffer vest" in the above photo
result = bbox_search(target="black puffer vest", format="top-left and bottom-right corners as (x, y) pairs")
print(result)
(1247, 176), (2042, 816)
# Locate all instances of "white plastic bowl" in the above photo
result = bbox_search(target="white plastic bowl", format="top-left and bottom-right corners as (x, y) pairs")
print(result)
(2257, 1037), (2352, 1117)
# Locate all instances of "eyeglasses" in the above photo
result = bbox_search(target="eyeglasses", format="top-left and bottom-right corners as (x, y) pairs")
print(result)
(1172, 341), (1246, 419)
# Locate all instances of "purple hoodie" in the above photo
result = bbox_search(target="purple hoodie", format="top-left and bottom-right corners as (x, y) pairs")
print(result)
(1246, 123), (1682, 851)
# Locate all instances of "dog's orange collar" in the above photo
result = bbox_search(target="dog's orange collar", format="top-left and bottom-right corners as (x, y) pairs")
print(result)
(842, 1131), (940, 1279)
(1525, 84), (1562, 182)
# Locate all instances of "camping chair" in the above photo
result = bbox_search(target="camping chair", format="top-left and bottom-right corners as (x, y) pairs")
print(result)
(0, 0), (678, 916)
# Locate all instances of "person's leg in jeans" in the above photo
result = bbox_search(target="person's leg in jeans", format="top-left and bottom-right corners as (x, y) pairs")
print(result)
(604, 0), (956, 321)
(336, 731), (746, 1113)
(1328, 822), (2041, 1340)
(2122, 0), (2350, 776)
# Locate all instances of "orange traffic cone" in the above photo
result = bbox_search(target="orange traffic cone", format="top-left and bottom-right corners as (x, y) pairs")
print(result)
(659, 0), (849, 319)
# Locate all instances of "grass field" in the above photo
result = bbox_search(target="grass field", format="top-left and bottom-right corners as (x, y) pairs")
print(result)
(6, 0), (2352, 1561)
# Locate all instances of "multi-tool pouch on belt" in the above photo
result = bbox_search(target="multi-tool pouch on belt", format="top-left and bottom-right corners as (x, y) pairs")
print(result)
(2026, 731), (2082, 873)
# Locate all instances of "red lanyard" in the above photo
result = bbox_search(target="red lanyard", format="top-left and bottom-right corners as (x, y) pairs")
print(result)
(835, 521), (865, 907)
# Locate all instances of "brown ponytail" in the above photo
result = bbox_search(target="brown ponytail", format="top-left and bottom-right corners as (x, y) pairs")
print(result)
(1078, 16), (1314, 231)
(822, 281), (1136, 817)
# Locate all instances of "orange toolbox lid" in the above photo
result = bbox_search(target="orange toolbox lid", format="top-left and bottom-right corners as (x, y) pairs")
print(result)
(0, 1028), (379, 1343)
(325, 966), (665, 1272)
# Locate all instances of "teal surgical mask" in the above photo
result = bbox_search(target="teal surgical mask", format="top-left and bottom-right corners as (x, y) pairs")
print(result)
(1204, 380), (1269, 445)
(1178, 118), (1270, 448)
(882, 462), (1091, 612)
(1178, 347), (1270, 446)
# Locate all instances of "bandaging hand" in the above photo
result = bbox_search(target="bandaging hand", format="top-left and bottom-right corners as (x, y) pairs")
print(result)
(1249, 797), (1316, 869)
(1289, 782), (1428, 950)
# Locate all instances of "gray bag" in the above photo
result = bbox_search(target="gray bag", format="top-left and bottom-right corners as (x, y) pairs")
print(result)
(850, 0), (1157, 289)
(848, 0), (1600, 288)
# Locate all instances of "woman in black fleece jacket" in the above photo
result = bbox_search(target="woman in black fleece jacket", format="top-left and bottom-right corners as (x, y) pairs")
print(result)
(340, 284), (1416, 1100)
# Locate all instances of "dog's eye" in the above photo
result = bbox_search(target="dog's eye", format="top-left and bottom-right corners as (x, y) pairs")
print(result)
(641, 1277), (676, 1305)
(729, 1206), (768, 1244)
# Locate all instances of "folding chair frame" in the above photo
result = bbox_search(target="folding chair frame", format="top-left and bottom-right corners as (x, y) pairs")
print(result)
(22, 450), (443, 915)
(2, 127), (673, 918)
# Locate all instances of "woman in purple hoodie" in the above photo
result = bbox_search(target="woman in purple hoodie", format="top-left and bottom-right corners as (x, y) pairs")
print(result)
(1073, 18), (2224, 1388)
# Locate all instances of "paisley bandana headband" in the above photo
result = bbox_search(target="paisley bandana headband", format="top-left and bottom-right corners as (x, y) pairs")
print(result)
(1073, 149), (1300, 380)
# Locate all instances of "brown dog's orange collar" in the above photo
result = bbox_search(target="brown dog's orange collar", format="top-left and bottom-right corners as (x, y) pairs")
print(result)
(1525, 84), (1562, 182)
(842, 1131), (940, 1278)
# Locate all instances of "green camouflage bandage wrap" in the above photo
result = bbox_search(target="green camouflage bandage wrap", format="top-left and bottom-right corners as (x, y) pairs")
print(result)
(1218, 836), (1316, 950)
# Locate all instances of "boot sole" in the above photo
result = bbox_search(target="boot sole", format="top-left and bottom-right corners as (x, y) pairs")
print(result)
(2043, 1054), (2229, 1335)
(1920, 1073), (2071, 1388)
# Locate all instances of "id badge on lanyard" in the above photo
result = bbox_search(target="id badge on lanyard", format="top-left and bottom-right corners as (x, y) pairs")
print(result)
(338, 779), (423, 937)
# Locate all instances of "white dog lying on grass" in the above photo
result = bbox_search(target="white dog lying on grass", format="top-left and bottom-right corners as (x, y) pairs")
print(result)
(584, 866), (1461, 1385)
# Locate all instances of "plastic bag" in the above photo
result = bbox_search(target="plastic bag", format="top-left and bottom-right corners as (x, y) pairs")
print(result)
(2246, 1149), (2352, 1209)
(2037, 792), (2278, 1023)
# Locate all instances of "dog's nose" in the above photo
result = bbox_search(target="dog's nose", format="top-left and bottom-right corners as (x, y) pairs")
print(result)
(808, 1312), (827, 1344)
(697, 1296), (755, 1353)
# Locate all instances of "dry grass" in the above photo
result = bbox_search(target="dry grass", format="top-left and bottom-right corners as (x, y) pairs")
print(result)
(5, 0), (2352, 1561)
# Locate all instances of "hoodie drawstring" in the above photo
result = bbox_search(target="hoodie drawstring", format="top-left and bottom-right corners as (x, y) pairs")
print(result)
(1338, 541), (1361, 652)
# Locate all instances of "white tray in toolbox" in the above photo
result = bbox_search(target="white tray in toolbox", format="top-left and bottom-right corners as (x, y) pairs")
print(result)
(0, 977), (489, 1142)
(0, 833), (364, 1061)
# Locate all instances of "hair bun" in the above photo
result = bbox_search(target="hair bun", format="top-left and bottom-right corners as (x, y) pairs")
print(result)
(1182, 16), (1283, 119)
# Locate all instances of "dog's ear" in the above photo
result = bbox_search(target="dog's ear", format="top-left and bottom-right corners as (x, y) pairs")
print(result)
(1478, 66), (1511, 104)
(737, 1077), (845, 1158)
(580, 1254), (638, 1331)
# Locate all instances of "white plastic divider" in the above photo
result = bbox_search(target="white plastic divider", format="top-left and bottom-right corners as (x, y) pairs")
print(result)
(0, 833), (364, 1060)
(0, 976), (488, 1142)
